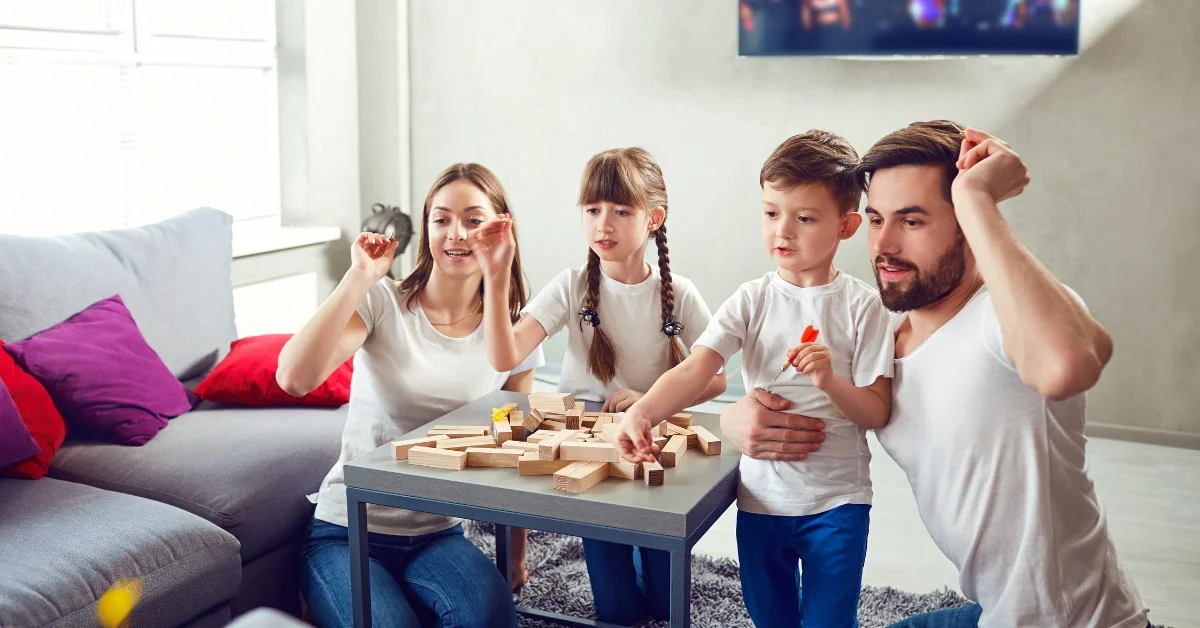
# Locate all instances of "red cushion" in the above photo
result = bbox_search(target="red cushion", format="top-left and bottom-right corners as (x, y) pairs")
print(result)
(193, 334), (353, 407)
(0, 340), (67, 479)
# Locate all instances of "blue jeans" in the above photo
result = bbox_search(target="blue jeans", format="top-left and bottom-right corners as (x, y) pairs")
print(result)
(582, 539), (671, 624)
(300, 518), (516, 628)
(887, 605), (982, 627)
(737, 504), (871, 628)
(579, 399), (672, 625)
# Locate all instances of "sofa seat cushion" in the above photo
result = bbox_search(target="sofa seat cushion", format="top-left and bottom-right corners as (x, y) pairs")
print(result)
(0, 477), (241, 628)
(49, 402), (347, 562)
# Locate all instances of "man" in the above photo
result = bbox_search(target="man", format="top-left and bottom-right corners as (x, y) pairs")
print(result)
(720, 121), (1150, 627)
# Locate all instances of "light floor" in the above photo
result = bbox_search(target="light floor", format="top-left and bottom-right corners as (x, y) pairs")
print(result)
(533, 381), (1200, 627)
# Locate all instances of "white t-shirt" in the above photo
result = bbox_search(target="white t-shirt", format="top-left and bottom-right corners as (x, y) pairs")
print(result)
(523, 264), (711, 402)
(695, 270), (894, 517)
(312, 278), (544, 536)
(877, 286), (1147, 628)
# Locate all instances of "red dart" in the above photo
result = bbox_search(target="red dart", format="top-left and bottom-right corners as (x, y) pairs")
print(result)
(776, 324), (821, 377)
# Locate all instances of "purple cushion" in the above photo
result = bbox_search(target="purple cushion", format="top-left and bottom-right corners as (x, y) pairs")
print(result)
(2, 295), (196, 445)
(0, 378), (41, 468)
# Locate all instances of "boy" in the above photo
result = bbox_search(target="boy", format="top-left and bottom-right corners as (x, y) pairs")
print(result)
(616, 130), (894, 627)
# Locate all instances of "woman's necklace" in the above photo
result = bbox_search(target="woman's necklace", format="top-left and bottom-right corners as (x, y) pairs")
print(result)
(426, 297), (482, 327)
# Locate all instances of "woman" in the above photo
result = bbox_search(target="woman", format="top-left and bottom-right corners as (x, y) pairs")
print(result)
(278, 163), (540, 628)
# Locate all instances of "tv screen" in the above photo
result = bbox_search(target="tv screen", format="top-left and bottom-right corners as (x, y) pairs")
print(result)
(739, 0), (1080, 56)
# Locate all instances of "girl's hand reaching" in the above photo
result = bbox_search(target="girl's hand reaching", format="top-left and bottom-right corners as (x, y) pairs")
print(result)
(467, 214), (516, 282)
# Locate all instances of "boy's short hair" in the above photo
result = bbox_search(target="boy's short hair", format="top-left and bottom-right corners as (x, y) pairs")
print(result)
(759, 130), (863, 214)
(858, 120), (964, 203)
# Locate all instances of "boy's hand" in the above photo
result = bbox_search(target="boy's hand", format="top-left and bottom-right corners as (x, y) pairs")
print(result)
(615, 410), (659, 463)
(602, 388), (644, 413)
(787, 342), (834, 390)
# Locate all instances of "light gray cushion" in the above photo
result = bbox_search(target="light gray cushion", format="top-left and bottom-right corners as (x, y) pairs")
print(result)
(0, 208), (237, 381)
(49, 403), (347, 562)
(0, 477), (241, 628)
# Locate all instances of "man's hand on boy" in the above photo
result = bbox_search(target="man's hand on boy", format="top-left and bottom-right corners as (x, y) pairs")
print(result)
(721, 388), (825, 461)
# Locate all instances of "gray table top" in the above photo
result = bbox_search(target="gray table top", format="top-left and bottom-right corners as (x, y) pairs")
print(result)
(344, 390), (740, 538)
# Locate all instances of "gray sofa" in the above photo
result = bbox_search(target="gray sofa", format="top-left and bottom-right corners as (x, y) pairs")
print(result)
(0, 209), (347, 627)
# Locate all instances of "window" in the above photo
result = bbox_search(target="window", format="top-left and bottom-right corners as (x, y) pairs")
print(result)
(0, 0), (280, 236)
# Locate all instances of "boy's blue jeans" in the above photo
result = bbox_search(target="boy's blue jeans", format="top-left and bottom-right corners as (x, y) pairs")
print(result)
(737, 504), (871, 628)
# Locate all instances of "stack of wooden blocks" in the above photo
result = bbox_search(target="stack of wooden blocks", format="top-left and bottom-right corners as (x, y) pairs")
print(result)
(389, 393), (720, 494)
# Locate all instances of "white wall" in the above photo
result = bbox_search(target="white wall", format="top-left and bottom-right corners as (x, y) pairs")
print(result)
(407, 0), (1200, 440)
(236, 1), (411, 302)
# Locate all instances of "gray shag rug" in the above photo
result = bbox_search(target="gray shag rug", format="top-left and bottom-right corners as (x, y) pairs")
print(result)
(467, 522), (969, 628)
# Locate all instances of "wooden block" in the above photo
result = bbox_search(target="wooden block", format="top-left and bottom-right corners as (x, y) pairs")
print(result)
(527, 431), (557, 443)
(665, 422), (698, 447)
(391, 435), (448, 459)
(659, 435), (687, 467)
(523, 408), (545, 432)
(653, 421), (670, 438)
(408, 446), (467, 470)
(581, 413), (599, 427)
(653, 436), (669, 450)
(598, 423), (620, 444)
(498, 402), (520, 412)
(583, 412), (602, 419)
(538, 430), (578, 460)
(431, 425), (491, 434)
(691, 425), (722, 455)
(501, 440), (540, 452)
(666, 412), (692, 428)
(428, 428), (491, 439)
(466, 447), (524, 468)
(436, 435), (497, 451)
(508, 413), (526, 442)
(541, 420), (567, 431)
(566, 431), (590, 442)
(609, 459), (642, 480)
(552, 461), (609, 493)
(642, 460), (664, 486)
(491, 420), (512, 446)
(559, 441), (620, 462)
(529, 392), (575, 412)
(517, 453), (574, 475)
(563, 406), (583, 430)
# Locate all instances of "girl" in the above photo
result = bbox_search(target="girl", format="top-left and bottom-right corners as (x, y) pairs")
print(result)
(469, 147), (725, 624)
(278, 164), (541, 628)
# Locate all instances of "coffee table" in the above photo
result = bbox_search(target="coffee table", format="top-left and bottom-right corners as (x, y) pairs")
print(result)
(342, 390), (740, 628)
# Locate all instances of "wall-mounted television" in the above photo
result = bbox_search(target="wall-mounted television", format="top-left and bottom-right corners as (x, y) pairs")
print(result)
(738, 0), (1080, 57)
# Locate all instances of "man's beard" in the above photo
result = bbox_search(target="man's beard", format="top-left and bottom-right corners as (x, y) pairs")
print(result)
(874, 236), (966, 312)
